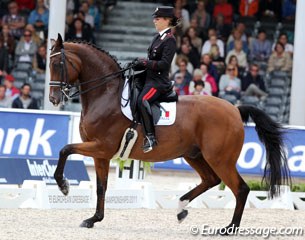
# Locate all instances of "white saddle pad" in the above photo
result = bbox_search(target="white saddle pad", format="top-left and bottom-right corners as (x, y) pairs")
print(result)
(121, 78), (176, 126)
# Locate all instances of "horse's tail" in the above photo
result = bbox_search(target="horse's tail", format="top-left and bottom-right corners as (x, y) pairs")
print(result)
(238, 105), (291, 198)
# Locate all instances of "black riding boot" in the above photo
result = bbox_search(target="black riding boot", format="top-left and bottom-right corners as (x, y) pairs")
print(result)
(140, 103), (157, 153)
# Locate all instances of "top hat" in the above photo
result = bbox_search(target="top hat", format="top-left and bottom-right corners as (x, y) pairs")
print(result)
(152, 6), (175, 18)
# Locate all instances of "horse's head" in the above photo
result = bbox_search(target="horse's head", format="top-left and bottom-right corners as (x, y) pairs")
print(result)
(49, 33), (81, 106)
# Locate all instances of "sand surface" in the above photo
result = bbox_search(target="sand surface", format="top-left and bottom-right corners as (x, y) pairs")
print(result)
(1, 168), (304, 240)
(0, 208), (304, 240)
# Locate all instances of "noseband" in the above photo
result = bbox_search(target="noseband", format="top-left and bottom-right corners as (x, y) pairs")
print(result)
(49, 47), (133, 102)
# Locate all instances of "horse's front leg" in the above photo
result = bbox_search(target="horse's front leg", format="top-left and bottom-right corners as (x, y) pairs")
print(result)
(54, 141), (100, 195)
(80, 158), (110, 228)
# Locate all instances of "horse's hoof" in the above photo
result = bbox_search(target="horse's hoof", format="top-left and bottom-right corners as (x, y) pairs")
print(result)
(59, 179), (70, 196)
(177, 209), (188, 223)
(80, 220), (94, 228)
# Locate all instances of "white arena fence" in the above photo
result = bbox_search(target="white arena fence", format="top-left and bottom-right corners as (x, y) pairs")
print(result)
(1, 179), (305, 210)
(0, 108), (305, 209)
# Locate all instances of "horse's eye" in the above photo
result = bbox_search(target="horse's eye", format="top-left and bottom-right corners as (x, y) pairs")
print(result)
(53, 63), (61, 70)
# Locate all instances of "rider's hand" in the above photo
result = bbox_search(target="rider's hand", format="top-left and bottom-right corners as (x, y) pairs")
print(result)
(132, 58), (148, 69)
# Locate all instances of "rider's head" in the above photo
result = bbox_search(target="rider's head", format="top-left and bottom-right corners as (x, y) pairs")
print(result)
(152, 6), (179, 31)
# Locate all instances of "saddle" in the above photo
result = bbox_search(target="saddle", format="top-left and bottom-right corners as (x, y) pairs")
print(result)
(128, 70), (178, 125)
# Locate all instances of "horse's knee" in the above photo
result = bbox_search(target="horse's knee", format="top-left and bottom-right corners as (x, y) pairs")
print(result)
(60, 144), (74, 158)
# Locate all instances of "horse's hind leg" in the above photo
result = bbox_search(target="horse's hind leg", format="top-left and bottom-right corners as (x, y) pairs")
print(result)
(80, 158), (110, 228)
(207, 157), (250, 233)
(177, 154), (221, 223)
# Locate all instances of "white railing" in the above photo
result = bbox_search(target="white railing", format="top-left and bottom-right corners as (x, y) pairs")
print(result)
(1, 180), (305, 210)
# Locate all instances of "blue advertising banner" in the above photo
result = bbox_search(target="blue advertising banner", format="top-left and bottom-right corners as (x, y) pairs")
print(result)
(153, 126), (305, 178)
(0, 158), (90, 185)
(0, 111), (69, 159)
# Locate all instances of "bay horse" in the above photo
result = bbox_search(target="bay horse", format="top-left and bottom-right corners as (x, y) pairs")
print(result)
(49, 34), (290, 232)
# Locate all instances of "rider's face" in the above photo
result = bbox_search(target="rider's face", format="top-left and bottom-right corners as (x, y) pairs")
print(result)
(153, 17), (170, 32)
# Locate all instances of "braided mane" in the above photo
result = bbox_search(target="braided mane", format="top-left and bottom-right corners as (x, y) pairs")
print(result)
(66, 40), (122, 70)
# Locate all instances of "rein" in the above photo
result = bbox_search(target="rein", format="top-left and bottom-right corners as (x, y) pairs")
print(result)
(49, 48), (134, 100)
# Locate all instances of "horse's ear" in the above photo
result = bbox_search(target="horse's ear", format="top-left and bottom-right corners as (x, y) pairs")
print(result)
(57, 33), (63, 48)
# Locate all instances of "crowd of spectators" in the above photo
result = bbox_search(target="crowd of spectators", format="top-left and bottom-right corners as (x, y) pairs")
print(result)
(0, 0), (110, 109)
(0, 0), (296, 110)
(169, 0), (296, 105)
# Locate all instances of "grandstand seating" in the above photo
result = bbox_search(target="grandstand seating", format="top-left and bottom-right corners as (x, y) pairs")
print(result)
(50, 0), (295, 122)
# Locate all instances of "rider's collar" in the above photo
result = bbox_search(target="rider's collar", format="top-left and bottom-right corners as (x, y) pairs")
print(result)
(159, 27), (170, 37)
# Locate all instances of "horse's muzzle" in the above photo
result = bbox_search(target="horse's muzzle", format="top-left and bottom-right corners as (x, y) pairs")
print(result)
(49, 95), (60, 106)
(49, 88), (61, 106)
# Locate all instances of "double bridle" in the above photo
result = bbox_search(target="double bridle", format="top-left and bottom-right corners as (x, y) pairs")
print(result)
(49, 47), (133, 102)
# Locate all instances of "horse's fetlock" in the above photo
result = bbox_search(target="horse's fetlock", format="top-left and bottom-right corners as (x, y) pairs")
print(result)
(94, 212), (104, 221)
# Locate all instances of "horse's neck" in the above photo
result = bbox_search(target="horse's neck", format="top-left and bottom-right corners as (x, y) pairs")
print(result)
(76, 48), (123, 117)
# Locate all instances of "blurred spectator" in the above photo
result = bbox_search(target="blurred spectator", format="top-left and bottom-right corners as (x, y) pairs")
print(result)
(0, 85), (12, 108)
(239, 0), (259, 17)
(0, 24), (16, 60)
(200, 53), (218, 82)
(181, 0), (197, 17)
(226, 40), (248, 69)
(2, 1), (26, 40)
(66, 17), (94, 43)
(88, 0), (102, 30)
(211, 13), (232, 43)
(0, 38), (9, 83)
(24, 23), (43, 46)
(65, 10), (74, 35)
(191, 0), (211, 35)
(200, 62), (217, 95)
(192, 80), (210, 95)
(171, 54), (194, 77)
(66, 0), (81, 14)
(272, 32), (294, 56)
(219, 64), (241, 99)
(178, 40), (200, 69)
(185, 26), (202, 54)
(174, 0), (190, 35)
(282, 0), (296, 22)
(242, 63), (268, 100)
(267, 41), (292, 73)
(80, 1), (94, 29)
(28, 0), (49, 39)
(201, 32), (224, 57)
(226, 24), (248, 54)
(209, 43), (225, 79)
(15, 29), (38, 63)
(75, 11), (95, 41)
(0, 1), (9, 20)
(258, 0), (282, 22)
(15, 0), (35, 16)
(173, 73), (190, 96)
(32, 44), (46, 74)
(213, 0), (233, 25)
(3, 74), (20, 98)
(189, 16), (205, 41)
(250, 29), (272, 61)
(12, 83), (39, 109)
(172, 58), (192, 96)
(189, 68), (212, 95)
(227, 54), (244, 78)
(174, 6), (189, 35)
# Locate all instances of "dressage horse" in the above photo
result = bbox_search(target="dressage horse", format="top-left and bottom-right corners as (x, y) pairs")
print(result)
(49, 34), (290, 232)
